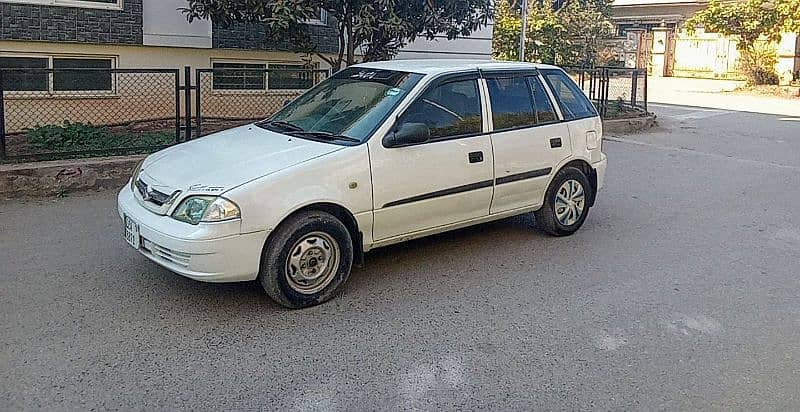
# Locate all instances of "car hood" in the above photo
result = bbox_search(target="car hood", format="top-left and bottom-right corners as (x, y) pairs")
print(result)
(139, 125), (344, 194)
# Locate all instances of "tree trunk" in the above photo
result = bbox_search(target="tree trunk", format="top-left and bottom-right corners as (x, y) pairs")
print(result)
(345, 9), (355, 66)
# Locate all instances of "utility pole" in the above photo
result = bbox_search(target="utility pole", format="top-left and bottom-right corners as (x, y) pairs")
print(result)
(519, 0), (528, 61)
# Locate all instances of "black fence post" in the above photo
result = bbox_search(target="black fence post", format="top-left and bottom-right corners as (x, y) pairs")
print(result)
(195, 69), (202, 138)
(0, 70), (5, 162)
(174, 69), (181, 144)
(631, 69), (638, 109)
(184, 66), (193, 141)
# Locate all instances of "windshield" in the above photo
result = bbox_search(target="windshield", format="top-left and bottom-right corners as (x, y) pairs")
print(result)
(263, 67), (423, 144)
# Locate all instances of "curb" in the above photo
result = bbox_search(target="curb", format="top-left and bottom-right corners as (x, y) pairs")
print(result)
(603, 114), (657, 134)
(0, 155), (145, 199)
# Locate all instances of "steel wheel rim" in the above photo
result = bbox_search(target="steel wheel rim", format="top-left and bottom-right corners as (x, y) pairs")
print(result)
(554, 179), (586, 226)
(285, 231), (340, 295)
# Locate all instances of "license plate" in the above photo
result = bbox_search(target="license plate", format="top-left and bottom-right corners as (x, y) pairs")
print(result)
(124, 215), (140, 249)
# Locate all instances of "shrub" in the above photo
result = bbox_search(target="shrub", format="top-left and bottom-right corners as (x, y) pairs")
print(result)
(26, 121), (174, 153)
(737, 42), (780, 86)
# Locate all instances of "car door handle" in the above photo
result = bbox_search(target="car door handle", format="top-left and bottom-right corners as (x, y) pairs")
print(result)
(468, 151), (484, 163)
(550, 137), (562, 148)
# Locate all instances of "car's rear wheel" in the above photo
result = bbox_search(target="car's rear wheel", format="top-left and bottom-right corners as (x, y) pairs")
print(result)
(259, 211), (353, 308)
(534, 166), (592, 236)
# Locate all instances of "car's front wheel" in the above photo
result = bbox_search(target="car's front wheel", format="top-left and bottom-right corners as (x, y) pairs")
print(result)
(259, 211), (353, 308)
(534, 166), (592, 236)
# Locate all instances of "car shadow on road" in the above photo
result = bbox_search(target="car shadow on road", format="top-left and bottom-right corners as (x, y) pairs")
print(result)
(131, 213), (550, 314)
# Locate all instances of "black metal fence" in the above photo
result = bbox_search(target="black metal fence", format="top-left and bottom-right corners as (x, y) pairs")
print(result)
(563, 66), (648, 118)
(1, 65), (646, 163)
(0, 66), (327, 163)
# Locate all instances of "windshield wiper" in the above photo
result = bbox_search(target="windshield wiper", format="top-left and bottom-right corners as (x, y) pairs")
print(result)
(290, 131), (361, 143)
(257, 120), (304, 132)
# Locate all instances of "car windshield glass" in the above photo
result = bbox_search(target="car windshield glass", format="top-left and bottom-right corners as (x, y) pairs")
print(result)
(265, 67), (424, 143)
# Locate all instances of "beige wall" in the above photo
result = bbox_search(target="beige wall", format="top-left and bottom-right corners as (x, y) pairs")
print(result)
(1, 41), (333, 133)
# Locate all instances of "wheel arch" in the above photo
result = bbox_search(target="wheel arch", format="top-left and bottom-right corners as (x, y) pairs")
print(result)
(260, 202), (365, 277)
(556, 159), (598, 207)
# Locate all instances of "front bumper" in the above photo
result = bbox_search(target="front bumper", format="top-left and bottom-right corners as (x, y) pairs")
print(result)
(117, 186), (268, 283)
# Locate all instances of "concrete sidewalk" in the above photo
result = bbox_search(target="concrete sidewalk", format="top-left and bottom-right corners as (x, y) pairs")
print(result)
(647, 77), (800, 117)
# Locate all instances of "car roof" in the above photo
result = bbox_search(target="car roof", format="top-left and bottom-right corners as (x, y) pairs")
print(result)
(351, 59), (561, 75)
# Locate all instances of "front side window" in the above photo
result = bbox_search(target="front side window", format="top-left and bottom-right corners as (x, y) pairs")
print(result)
(397, 78), (482, 140)
(266, 67), (424, 143)
(487, 76), (536, 130)
(53, 58), (112, 92)
(542, 70), (597, 120)
(212, 62), (266, 90)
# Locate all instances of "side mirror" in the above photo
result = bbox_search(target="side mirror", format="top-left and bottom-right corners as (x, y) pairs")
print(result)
(383, 122), (430, 148)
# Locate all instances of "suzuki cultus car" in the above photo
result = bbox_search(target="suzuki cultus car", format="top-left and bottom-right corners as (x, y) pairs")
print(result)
(119, 60), (607, 308)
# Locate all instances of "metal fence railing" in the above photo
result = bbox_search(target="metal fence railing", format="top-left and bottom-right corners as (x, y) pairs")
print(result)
(563, 66), (648, 118)
(0, 68), (181, 162)
(0, 66), (327, 163)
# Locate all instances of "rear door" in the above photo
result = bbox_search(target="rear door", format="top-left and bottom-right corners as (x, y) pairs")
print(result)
(485, 71), (572, 214)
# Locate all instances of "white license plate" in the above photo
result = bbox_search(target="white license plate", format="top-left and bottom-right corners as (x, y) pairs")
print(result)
(124, 215), (140, 249)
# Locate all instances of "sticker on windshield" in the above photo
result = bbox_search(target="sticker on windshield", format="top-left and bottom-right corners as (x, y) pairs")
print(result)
(385, 87), (402, 97)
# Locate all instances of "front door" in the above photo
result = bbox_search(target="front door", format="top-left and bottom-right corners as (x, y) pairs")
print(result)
(484, 72), (572, 214)
(369, 73), (494, 241)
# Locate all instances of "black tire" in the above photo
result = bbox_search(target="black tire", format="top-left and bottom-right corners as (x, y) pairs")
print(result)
(534, 166), (592, 237)
(259, 210), (353, 309)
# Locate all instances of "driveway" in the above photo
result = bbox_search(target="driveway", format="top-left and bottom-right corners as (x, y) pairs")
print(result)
(2, 105), (800, 410)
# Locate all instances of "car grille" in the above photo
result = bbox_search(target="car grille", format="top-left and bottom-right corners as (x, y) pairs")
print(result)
(141, 238), (191, 268)
(135, 179), (175, 207)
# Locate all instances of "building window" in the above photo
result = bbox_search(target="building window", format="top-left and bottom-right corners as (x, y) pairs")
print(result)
(0, 0), (123, 10)
(306, 9), (328, 25)
(212, 62), (267, 90)
(211, 61), (317, 92)
(268, 64), (315, 90)
(0, 56), (48, 91)
(0, 54), (116, 94)
(52, 58), (113, 92)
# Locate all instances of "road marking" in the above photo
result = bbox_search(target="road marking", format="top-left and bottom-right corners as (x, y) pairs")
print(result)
(605, 137), (800, 171)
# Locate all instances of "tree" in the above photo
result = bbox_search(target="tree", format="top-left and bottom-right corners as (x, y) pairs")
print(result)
(685, 0), (796, 84)
(182, 0), (493, 70)
(492, 0), (614, 66)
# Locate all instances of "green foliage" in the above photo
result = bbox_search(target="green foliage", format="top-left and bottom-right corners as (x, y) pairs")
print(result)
(182, 0), (493, 69)
(26, 121), (174, 153)
(492, 0), (614, 66)
(777, 0), (800, 33)
(738, 42), (781, 85)
(685, 0), (794, 84)
(685, 0), (782, 49)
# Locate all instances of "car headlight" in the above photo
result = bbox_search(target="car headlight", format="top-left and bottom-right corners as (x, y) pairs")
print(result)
(171, 196), (241, 225)
(130, 159), (145, 191)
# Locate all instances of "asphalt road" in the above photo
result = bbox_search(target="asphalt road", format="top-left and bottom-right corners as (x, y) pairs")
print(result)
(2, 104), (800, 410)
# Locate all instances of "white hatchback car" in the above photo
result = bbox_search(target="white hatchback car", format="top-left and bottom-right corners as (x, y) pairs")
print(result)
(119, 60), (607, 308)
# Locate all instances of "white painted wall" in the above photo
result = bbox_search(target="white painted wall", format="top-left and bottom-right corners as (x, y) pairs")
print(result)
(395, 24), (494, 60)
(142, 0), (212, 48)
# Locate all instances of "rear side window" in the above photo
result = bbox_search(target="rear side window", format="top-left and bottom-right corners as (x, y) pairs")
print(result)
(486, 76), (536, 130)
(527, 76), (558, 124)
(542, 70), (597, 120)
(398, 78), (482, 140)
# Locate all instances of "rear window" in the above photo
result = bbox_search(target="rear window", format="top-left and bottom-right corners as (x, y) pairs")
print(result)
(542, 70), (597, 120)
